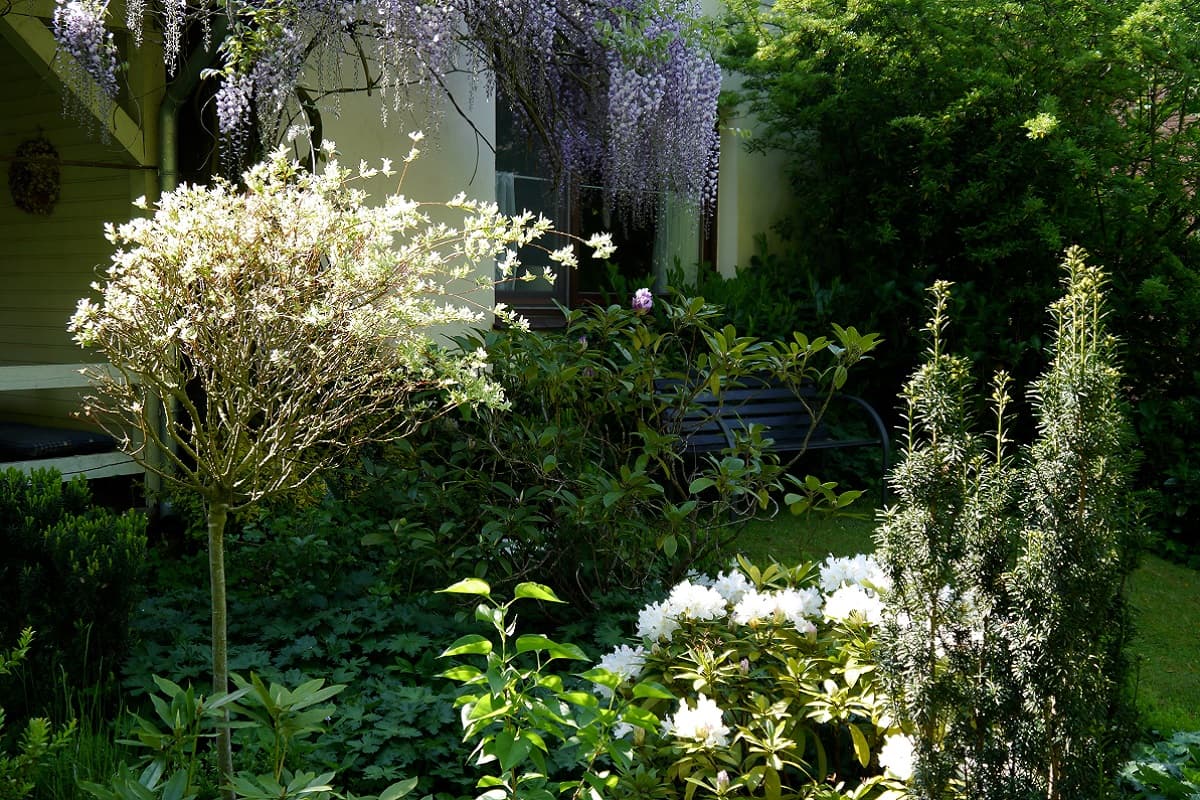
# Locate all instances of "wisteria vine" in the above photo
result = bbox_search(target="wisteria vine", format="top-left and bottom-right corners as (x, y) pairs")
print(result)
(51, 0), (720, 214)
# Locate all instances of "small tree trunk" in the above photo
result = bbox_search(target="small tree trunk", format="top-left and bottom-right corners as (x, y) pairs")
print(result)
(207, 500), (234, 800)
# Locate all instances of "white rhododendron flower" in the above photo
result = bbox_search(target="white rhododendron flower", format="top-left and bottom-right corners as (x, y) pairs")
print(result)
(710, 569), (752, 604)
(636, 600), (680, 642)
(662, 694), (730, 748)
(819, 553), (889, 594)
(822, 584), (885, 626)
(594, 644), (647, 698)
(732, 587), (821, 632)
(665, 580), (728, 622)
(774, 587), (824, 625)
(878, 733), (915, 780)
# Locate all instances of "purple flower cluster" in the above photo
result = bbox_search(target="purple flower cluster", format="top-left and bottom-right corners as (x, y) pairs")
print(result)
(53, 0), (120, 99)
(632, 287), (653, 312)
(481, 0), (721, 216)
(54, 0), (720, 213)
(215, 74), (254, 167)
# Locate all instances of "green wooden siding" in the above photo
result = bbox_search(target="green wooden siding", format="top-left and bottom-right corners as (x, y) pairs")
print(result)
(1, 38), (144, 427)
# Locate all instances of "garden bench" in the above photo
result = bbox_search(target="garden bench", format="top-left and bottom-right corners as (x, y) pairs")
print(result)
(0, 363), (143, 481)
(657, 375), (890, 497)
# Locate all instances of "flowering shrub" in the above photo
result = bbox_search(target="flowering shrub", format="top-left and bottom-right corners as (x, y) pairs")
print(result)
(594, 555), (909, 800)
(442, 558), (910, 800)
(70, 138), (613, 794)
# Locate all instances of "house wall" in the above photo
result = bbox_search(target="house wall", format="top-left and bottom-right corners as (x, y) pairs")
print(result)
(0, 38), (148, 427)
(322, 70), (500, 332)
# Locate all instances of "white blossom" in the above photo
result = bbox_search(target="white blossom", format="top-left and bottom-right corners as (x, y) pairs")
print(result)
(822, 584), (885, 626)
(878, 734), (915, 781)
(593, 644), (647, 698)
(709, 569), (752, 604)
(732, 587), (822, 631)
(636, 600), (680, 643)
(665, 580), (728, 622)
(662, 694), (730, 748)
(819, 553), (889, 594)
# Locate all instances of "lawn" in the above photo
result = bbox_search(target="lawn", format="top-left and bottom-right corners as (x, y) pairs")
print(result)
(731, 511), (1200, 734)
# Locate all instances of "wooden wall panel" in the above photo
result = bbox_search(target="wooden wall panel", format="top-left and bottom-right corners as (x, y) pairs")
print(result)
(1, 39), (143, 426)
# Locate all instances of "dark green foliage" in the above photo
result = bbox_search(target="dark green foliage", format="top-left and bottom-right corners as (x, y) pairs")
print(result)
(723, 0), (1200, 552)
(353, 296), (876, 606)
(1119, 730), (1200, 799)
(670, 237), (845, 344)
(0, 469), (147, 717)
(1, 630), (75, 800)
(875, 281), (1020, 798)
(119, 495), (666, 797)
(877, 251), (1141, 800)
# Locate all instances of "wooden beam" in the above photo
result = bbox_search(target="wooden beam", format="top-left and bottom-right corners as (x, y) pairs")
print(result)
(0, 12), (152, 166)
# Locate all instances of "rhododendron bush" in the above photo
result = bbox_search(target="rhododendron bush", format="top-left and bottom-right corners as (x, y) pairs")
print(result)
(443, 556), (912, 800)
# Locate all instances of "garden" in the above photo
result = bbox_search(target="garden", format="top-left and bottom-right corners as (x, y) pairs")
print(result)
(5, 0), (1200, 799)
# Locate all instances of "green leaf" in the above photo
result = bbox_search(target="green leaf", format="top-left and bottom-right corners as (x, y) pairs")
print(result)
(620, 705), (660, 731)
(513, 582), (564, 603)
(661, 534), (678, 557)
(379, 777), (420, 800)
(558, 691), (598, 708)
(159, 770), (190, 800)
(440, 634), (493, 658)
(631, 681), (675, 700)
(688, 477), (716, 494)
(579, 668), (621, 691)
(515, 635), (587, 660)
(847, 723), (870, 767)
(441, 665), (484, 682)
(439, 578), (492, 597)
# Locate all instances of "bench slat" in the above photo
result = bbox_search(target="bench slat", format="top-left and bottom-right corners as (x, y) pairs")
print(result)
(657, 376), (889, 462)
(0, 363), (144, 482)
(0, 451), (142, 480)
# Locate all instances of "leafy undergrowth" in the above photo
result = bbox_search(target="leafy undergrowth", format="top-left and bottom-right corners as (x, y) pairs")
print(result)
(1119, 730), (1200, 799)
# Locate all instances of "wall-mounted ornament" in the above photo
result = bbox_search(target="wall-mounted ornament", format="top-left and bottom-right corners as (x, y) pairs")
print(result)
(9, 134), (62, 215)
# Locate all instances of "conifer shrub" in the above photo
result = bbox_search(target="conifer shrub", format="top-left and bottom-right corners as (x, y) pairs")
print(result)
(876, 248), (1142, 800)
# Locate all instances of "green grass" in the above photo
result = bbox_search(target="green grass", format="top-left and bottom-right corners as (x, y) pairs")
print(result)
(730, 511), (1200, 735)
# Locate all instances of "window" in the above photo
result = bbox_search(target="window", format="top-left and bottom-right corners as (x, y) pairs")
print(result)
(493, 104), (712, 327)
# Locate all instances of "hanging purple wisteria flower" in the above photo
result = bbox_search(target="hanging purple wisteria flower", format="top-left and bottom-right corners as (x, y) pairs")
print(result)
(53, 0), (120, 99)
(632, 288), (654, 313)
(52, 0), (721, 213)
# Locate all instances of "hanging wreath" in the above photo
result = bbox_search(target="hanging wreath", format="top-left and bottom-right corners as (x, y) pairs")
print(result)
(9, 135), (61, 215)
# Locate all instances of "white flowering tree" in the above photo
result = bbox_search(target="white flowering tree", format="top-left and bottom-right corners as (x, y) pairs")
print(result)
(69, 139), (614, 795)
(53, 0), (720, 213)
